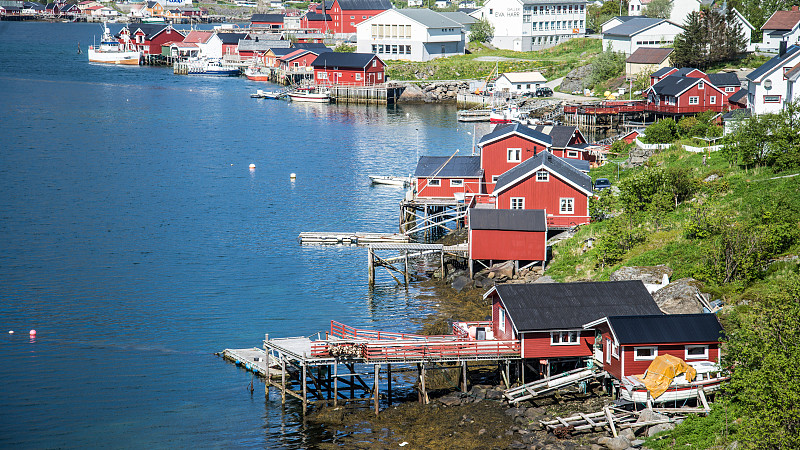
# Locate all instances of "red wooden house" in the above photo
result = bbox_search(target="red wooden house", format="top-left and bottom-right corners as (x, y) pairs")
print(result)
(263, 47), (297, 67)
(492, 150), (593, 228)
(476, 123), (552, 195)
(277, 49), (323, 72)
(468, 208), (547, 265)
(413, 156), (482, 199)
(312, 52), (385, 86)
(645, 67), (736, 113)
(323, 0), (392, 34)
(529, 125), (593, 164)
(124, 24), (185, 56)
(250, 13), (285, 28)
(301, 11), (333, 33)
(583, 314), (723, 381)
(484, 281), (662, 375)
(217, 32), (249, 57)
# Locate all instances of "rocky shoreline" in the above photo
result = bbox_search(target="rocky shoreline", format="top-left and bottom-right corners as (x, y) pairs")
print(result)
(396, 81), (470, 103)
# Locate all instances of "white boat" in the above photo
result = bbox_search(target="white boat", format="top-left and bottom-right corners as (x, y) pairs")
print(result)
(244, 66), (271, 81)
(87, 23), (140, 65)
(368, 175), (410, 187)
(185, 58), (240, 76)
(251, 89), (286, 99)
(287, 87), (331, 103)
(489, 103), (521, 124)
(620, 361), (729, 404)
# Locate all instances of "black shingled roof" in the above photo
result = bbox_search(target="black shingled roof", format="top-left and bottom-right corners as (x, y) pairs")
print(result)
(469, 209), (546, 232)
(493, 151), (592, 195)
(529, 125), (580, 149)
(217, 32), (249, 45)
(414, 156), (482, 178)
(293, 42), (330, 51)
(651, 67), (676, 78)
(120, 24), (174, 40)
(728, 89), (747, 104)
(708, 72), (740, 87)
(649, 75), (701, 96)
(477, 123), (552, 147)
(336, 0), (392, 10)
(251, 13), (285, 22)
(270, 47), (298, 57)
(305, 12), (332, 20)
(312, 52), (379, 69)
(606, 314), (724, 345)
(747, 45), (800, 81)
(494, 281), (661, 332)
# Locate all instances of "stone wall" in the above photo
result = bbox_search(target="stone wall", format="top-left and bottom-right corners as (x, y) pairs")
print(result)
(396, 81), (470, 103)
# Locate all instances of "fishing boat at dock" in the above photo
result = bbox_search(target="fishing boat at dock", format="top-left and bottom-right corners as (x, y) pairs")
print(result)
(287, 86), (331, 103)
(489, 103), (521, 124)
(87, 23), (140, 65)
(244, 66), (271, 81)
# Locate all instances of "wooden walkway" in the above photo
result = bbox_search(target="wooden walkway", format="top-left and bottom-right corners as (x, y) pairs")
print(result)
(298, 231), (409, 246)
(504, 367), (602, 404)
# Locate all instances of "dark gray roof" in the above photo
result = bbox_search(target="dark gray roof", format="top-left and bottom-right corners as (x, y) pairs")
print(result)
(441, 11), (477, 24)
(727, 90), (747, 104)
(304, 12), (332, 20)
(395, 9), (463, 28)
(251, 13), (284, 22)
(649, 75), (700, 96)
(747, 45), (800, 82)
(708, 72), (740, 87)
(336, 0), (392, 10)
(311, 52), (379, 69)
(292, 42), (330, 51)
(722, 108), (749, 120)
(239, 38), (289, 51)
(121, 24), (176, 40)
(217, 32), (249, 45)
(469, 208), (547, 232)
(560, 156), (590, 173)
(414, 156), (482, 177)
(269, 47), (297, 56)
(651, 67), (676, 78)
(493, 151), (592, 195)
(604, 17), (673, 37)
(477, 123), (552, 147)
(606, 314), (723, 345)
(494, 281), (662, 331)
(529, 125), (579, 149)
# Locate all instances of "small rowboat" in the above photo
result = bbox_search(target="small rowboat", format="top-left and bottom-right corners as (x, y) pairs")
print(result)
(368, 175), (411, 187)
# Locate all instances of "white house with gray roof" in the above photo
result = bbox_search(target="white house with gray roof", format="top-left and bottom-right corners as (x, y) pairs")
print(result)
(470, 0), (587, 51)
(602, 17), (682, 55)
(356, 8), (466, 61)
(746, 44), (800, 114)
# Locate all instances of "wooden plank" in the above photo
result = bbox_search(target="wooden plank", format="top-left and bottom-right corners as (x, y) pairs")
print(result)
(698, 388), (710, 411)
(604, 407), (617, 438)
(579, 412), (597, 427)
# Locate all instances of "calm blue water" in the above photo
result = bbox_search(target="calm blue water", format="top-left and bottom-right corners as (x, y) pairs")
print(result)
(0, 22), (483, 448)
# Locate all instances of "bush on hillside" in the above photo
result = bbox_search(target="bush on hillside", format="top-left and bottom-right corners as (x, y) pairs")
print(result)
(644, 118), (679, 143)
(469, 18), (494, 44)
(588, 46), (625, 88)
(723, 100), (800, 170)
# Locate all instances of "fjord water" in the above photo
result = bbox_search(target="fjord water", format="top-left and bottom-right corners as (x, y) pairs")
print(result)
(0, 22), (476, 448)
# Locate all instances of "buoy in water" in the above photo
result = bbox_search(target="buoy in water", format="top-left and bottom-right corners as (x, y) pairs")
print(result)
(249, 163), (256, 169)
(29, 329), (36, 336)
(290, 173), (296, 180)
(8, 330), (13, 334)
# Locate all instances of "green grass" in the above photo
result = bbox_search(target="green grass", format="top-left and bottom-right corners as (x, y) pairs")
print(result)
(644, 404), (739, 449)
(386, 38), (602, 81)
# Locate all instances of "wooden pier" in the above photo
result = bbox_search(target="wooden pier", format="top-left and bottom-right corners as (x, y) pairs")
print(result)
(399, 197), (467, 237)
(298, 231), (409, 246)
(366, 242), (468, 285)
(326, 84), (405, 105)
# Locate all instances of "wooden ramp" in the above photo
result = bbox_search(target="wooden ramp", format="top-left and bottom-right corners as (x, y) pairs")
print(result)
(504, 367), (601, 404)
(298, 232), (409, 246)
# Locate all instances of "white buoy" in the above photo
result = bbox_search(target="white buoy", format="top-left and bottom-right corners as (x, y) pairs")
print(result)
(249, 163), (256, 169)
(290, 173), (296, 180)
(8, 330), (13, 334)
(29, 329), (36, 336)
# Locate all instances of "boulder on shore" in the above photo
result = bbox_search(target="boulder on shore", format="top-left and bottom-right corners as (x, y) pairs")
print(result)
(610, 265), (673, 285)
(652, 278), (705, 314)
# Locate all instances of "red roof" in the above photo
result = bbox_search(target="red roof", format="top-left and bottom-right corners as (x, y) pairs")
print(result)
(183, 30), (213, 44)
(626, 47), (673, 64)
(762, 9), (800, 30)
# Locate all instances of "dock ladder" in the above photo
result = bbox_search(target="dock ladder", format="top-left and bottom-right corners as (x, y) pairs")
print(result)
(504, 367), (601, 404)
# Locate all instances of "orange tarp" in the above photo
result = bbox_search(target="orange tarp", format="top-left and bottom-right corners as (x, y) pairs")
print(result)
(634, 354), (697, 399)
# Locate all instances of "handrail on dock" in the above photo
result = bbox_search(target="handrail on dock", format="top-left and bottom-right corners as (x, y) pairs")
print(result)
(310, 337), (520, 361)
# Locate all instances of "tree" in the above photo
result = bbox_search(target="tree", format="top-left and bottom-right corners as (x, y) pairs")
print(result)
(723, 99), (800, 170)
(671, 9), (746, 69)
(469, 18), (494, 44)
(643, 0), (672, 19)
(333, 43), (356, 52)
(643, 117), (678, 143)
(587, 0), (624, 32)
(671, 11), (707, 68)
(589, 45), (625, 88)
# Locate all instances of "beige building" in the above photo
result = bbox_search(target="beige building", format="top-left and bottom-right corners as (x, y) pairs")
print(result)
(625, 47), (673, 79)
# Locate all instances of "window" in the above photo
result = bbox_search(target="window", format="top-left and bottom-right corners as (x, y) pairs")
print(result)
(489, 8), (492, 14)
(450, 179), (464, 187)
(405, 45), (411, 54)
(698, 80), (704, 89)
(764, 95), (782, 103)
(725, 86), (735, 92)
(689, 96), (699, 105)
(634, 346), (658, 361)
(498, 307), (505, 331)
(371, 44), (377, 53)
(685, 345), (709, 360)
(510, 197), (525, 209)
(372, 60), (377, 67)
(428, 179), (440, 187)
(350, 15), (354, 19)
(491, 175), (500, 183)
(378, 72), (383, 80)
(710, 96), (716, 104)
(612, 341), (619, 359)
(317, 72), (328, 79)
(507, 148), (521, 162)
(355, 73), (362, 81)
(566, 150), (579, 158)
(392, 45), (398, 54)
(560, 198), (574, 214)
(551, 331), (579, 345)
(605, 339), (612, 364)
(536, 170), (549, 182)
(377, 44), (383, 53)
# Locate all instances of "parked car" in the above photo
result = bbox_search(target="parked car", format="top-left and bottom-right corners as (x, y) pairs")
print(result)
(535, 87), (553, 97)
(594, 178), (611, 191)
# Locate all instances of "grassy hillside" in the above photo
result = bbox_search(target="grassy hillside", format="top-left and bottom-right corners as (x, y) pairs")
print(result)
(386, 38), (601, 81)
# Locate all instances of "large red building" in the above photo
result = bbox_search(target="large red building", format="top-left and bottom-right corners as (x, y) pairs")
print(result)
(413, 156), (482, 199)
(313, 0), (392, 35)
(122, 24), (185, 56)
(528, 125), (594, 164)
(476, 123), (552, 195)
(645, 67), (741, 113)
(277, 49), (323, 72)
(250, 13), (284, 28)
(312, 52), (385, 86)
(301, 11), (333, 33)
(468, 208), (547, 265)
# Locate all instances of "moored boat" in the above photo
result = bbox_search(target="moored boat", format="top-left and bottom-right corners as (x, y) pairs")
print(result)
(489, 103), (521, 124)
(87, 23), (140, 65)
(368, 175), (410, 187)
(244, 66), (271, 81)
(287, 87), (331, 103)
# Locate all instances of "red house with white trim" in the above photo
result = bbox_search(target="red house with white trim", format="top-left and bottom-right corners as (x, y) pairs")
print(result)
(529, 125), (594, 163)
(476, 123), (552, 195)
(482, 281), (662, 376)
(312, 52), (385, 86)
(277, 49), (324, 72)
(302, 11), (334, 33)
(217, 32), (249, 57)
(492, 150), (593, 228)
(468, 208), (547, 265)
(123, 24), (185, 56)
(413, 156), (482, 199)
(583, 314), (723, 381)
(322, 0), (392, 35)
(645, 67), (740, 113)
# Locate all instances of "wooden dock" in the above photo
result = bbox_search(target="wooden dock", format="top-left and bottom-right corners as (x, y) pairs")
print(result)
(326, 84), (405, 105)
(221, 347), (280, 378)
(298, 231), (409, 246)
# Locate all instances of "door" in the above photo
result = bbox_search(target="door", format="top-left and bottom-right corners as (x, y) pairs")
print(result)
(368, 72), (375, 85)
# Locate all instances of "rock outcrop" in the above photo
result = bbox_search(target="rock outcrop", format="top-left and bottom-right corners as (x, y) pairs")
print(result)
(652, 278), (705, 314)
(610, 265), (673, 285)
(396, 81), (469, 103)
(559, 64), (593, 93)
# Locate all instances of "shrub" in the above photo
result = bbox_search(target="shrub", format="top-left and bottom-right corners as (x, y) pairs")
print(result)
(644, 118), (679, 143)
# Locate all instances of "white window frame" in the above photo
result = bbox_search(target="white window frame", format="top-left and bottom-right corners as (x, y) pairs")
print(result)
(450, 179), (464, 187)
(507, 148), (521, 162)
(510, 197), (525, 209)
(498, 307), (505, 332)
(764, 95), (782, 103)
(685, 344), (709, 360)
(710, 95), (716, 104)
(698, 80), (704, 89)
(491, 175), (500, 183)
(605, 338), (612, 364)
(427, 178), (441, 187)
(634, 346), (658, 361)
(725, 86), (735, 92)
(566, 150), (579, 158)
(355, 73), (362, 81)
(689, 96), (699, 105)
(551, 330), (580, 346)
(536, 170), (549, 182)
(559, 197), (574, 214)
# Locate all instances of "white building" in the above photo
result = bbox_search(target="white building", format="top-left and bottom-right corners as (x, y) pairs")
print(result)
(440, 11), (478, 41)
(760, 7), (800, 52)
(627, 0), (699, 27)
(494, 71), (547, 93)
(356, 9), (465, 61)
(746, 44), (800, 114)
(408, 0), (423, 6)
(470, 0), (587, 51)
(602, 17), (682, 55)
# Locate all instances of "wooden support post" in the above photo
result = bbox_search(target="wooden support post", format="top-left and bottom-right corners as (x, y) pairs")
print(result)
(461, 361), (468, 393)
(604, 406), (618, 438)
(264, 334), (270, 397)
(333, 360), (338, 406)
(698, 388), (710, 411)
(404, 250), (409, 284)
(368, 247), (375, 285)
(417, 364), (423, 403)
(421, 363), (429, 404)
(387, 364), (392, 406)
(281, 358), (286, 404)
(374, 364), (380, 416)
(440, 248), (445, 280)
(302, 359), (308, 415)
